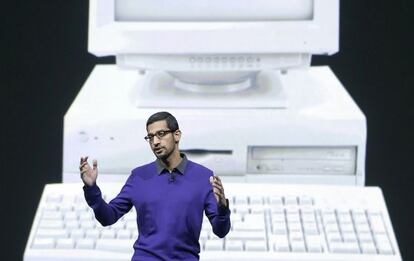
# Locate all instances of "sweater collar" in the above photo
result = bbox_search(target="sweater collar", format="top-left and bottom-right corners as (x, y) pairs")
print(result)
(156, 152), (188, 175)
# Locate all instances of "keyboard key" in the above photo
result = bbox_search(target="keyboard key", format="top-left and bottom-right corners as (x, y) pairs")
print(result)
(245, 240), (267, 251)
(361, 242), (377, 254)
(355, 223), (371, 233)
(286, 213), (300, 223)
(329, 242), (360, 254)
(303, 223), (318, 235)
(226, 230), (265, 241)
(250, 206), (265, 214)
(225, 240), (243, 251)
(32, 238), (55, 249)
(59, 203), (74, 212)
(76, 238), (95, 249)
(358, 232), (373, 243)
(70, 229), (84, 239)
(85, 229), (100, 239)
(342, 232), (357, 242)
(377, 242), (393, 255)
(272, 213), (285, 222)
(95, 239), (135, 252)
(273, 241), (290, 252)
(269, 196), (283, 205)
(235, 205), (250, 215)
(36, 229), (68, 239)
(369, 214), (386, 234)
(302, 213), (316, 223)
(42, 211), (62, 220)
(374, 234), (390, 245)
(291, 241), (306, 252)
(249, 196), (263, 205)
(101, 229), (116, 239)
(204, 239), (224, 251)
(340, 223), (355, 233)
(80, 221), (96, 230)
(230, 213), (242, 222)
(47, 194), (62, 203)
(56, 238), (75, 249)
(299, 196), (313, 206)
(79, 212), (94, 221)
(272, 222), (287, 235)
(232, 222), (265, 231)
(323, 214), (337, 224)
(117, 229), (131, 239)
(284, 196), (298, 205)
(326, 232), (341, 243)
(325, 223), (340, 233)
(289, 232), (304, 242)
(64, 211), (78, 220)
(66, 220), (79, 229)
(306, 235), (323, 253)
(234, 196), (248, 205)
(39, 220), (64, 229)
(287, 222), (302, 233)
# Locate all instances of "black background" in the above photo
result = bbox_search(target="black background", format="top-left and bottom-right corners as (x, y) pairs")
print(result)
(3, 1), (413, 260)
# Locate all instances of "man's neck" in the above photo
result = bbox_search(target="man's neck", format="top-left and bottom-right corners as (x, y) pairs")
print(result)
(160, 150), (182, 171)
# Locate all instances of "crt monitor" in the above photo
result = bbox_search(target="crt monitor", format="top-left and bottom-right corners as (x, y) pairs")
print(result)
(89, 0), (339, 68)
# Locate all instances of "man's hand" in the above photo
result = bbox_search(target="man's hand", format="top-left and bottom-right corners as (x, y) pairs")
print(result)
(209, 175), (228, 208)
(79, 156), (98, 187)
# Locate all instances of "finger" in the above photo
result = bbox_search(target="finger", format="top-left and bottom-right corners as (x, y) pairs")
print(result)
(209, 176), (214, 183)
(80, 162), (89, 170)
(212, 183), (222, 190)
(93, 159), (97, 170)
(214, 191), (224, 200)
(80, 169), (89, 176)
(212, 185), (224, 195)
(212, 180), (222, 187)
(212, 183), (223, 191)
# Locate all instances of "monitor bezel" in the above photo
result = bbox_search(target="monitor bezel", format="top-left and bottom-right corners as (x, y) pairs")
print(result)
(88, 0), (339, 56)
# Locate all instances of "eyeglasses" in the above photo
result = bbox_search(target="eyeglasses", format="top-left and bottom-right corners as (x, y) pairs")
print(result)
(144, 129), (174, 142)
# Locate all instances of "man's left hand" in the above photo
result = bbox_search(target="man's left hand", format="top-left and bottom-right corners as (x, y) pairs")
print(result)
(209, 175), (228, 208)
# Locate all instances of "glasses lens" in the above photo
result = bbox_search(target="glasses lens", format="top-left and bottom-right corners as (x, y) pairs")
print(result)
(157, 130), (166, 138)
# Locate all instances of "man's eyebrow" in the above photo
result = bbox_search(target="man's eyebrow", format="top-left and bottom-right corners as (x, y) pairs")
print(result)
(147, 130), (163, 136)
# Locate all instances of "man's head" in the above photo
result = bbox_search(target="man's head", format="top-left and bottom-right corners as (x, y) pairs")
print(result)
(145, 111), (181, 160)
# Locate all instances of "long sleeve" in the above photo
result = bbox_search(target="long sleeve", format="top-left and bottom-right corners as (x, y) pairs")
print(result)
(83, 174), (134, 226)
(204, 187), (231, 238)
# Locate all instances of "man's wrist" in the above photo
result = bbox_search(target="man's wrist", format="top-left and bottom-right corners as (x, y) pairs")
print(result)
(218, 198), (229, 209)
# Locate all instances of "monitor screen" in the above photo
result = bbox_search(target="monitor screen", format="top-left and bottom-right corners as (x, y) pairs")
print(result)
(115, 0), (314, 22)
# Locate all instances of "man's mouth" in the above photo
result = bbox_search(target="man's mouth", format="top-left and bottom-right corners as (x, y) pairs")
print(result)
(155, 148), (163, 153)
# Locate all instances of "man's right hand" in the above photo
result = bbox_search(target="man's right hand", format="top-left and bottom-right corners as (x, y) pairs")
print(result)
(80, 156), (98, 187)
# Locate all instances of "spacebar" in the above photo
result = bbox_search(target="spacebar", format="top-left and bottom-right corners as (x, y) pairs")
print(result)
(95, 239), (135, 252)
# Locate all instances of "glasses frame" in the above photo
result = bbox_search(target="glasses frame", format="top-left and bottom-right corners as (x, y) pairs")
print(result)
(144, 129), (174, 142)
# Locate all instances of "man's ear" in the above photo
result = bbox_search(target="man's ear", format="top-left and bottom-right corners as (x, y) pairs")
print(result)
(174, 130), (181, 143)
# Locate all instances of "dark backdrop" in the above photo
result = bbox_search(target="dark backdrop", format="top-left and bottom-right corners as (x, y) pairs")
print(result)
(3, 1), (413, 260)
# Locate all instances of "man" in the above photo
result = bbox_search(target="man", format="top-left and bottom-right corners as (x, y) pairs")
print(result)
(79, 111), (231, 260)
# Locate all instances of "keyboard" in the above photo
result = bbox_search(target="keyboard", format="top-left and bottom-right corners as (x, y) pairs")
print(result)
(24, 183), (402, 261)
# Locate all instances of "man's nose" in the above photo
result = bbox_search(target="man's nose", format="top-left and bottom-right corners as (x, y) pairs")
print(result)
(152, 136), (161, 145)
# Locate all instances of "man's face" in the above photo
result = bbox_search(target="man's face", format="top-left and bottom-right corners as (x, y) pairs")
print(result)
(146, 120), (181, 160)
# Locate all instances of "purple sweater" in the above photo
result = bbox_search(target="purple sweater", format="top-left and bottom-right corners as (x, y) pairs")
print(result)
(83, 159), (231, 261)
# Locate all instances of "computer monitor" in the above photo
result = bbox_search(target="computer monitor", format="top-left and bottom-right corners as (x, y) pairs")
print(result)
(88, 0), (339, 102)
(89, 0), (338, 64)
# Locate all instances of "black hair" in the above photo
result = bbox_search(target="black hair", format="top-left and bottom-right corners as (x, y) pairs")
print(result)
(146, 111), (179, 131)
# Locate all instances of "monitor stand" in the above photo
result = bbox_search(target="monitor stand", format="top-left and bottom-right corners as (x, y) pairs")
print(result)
(133, 70), (288, 109)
